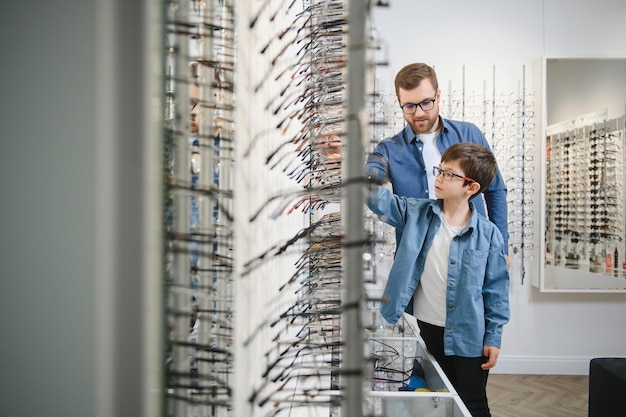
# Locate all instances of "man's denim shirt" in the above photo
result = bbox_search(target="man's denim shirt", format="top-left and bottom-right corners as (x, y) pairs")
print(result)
(368, 186), (510, 357)
(365, 118), (509, 252)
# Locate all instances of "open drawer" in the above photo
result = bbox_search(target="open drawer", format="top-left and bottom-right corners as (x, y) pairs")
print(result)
(364, 313), (472, 416)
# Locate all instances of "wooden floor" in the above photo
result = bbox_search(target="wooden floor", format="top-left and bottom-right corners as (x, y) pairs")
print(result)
(487, 374), (589, 417)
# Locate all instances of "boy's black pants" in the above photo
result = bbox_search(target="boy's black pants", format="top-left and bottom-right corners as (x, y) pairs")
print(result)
(417, 319), (491, 417)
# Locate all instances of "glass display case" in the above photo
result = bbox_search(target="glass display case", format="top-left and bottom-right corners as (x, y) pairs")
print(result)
(363, 312), (472, 417)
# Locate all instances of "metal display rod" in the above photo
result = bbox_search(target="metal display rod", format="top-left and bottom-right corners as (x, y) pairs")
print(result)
(342, 0), (370, 416)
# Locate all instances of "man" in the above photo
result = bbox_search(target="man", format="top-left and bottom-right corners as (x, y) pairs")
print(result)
(366, 63), (509, 261)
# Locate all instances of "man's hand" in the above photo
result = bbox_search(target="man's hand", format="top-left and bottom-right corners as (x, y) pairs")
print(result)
(313, 134), (342, 160)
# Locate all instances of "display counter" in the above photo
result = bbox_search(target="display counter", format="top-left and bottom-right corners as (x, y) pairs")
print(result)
(363, 313), (472, 417)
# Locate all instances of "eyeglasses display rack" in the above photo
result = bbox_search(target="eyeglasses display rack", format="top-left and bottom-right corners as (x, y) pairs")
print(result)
(162, 0), (478, 416)
(544, 115), (626, 290)
(164, 1), (236, 415)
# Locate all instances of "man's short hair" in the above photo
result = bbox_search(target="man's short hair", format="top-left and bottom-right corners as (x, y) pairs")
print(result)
(394, 63), (439, 100)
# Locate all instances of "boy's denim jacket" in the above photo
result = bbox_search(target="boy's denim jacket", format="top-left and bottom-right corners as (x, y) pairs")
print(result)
(368, 185), (510, 357)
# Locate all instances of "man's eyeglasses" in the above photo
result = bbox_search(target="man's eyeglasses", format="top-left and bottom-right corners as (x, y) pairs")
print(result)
(400, 95), (437, 114)
(433, 166), (475, 183)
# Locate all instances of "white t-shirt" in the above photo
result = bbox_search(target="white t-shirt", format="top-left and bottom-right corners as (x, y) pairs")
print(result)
(414, 216), (464, 326)
(417, 131), (441, 199)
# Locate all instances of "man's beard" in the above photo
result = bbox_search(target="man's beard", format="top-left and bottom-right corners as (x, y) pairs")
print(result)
(409, 114), (438, 134)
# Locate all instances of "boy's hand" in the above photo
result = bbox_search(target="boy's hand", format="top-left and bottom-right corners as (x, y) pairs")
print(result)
(481, 345), (500, 370)
(366, 154), (390, 184)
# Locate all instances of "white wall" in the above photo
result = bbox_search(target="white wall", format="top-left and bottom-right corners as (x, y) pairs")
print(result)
(546, 58), (626, 125)
(372, 0), (626, 374)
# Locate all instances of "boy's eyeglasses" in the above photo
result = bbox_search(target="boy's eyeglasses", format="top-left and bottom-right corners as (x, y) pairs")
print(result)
(400, 95), (437, 114)
(433, 166), (475, 183)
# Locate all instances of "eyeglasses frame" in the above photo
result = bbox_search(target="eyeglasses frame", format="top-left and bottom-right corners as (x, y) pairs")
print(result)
(400, 94), (437, 114)
(433, 166), (476, 183)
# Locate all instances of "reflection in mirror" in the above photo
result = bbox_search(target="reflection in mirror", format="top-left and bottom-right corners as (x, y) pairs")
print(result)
(544, 58), (626, 291)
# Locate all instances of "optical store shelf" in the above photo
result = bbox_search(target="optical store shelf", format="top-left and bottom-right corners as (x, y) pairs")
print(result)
(363, 312), (473, 417)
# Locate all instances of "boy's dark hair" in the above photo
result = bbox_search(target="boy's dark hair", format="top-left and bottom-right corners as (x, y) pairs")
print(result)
(394, 63), (439, 100)
(441, 143), (497, 199)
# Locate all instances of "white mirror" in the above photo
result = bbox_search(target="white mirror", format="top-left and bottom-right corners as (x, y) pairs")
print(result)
(542, 58), (626, 292)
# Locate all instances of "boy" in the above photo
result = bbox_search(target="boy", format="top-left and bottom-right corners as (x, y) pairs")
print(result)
(367, 142), (510, 417)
